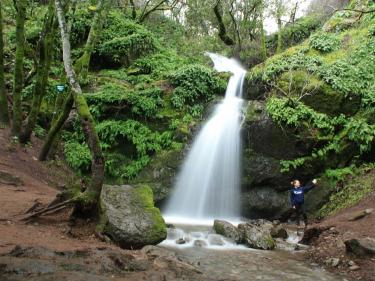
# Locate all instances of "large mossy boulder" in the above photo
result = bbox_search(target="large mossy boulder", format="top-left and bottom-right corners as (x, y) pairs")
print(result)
(99, 185), (167, 249)
(238, 222), (276, 250)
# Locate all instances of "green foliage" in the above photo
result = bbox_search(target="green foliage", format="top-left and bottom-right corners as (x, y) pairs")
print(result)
(267, 97), (375, 173)
(310, 32), (341, 53)
(130, 50), (188, 78)
(267, 16), (322, 52)
(318, 165), (375, 217)
(64, 141), (92, 172)
(86, 83), (163, 119)
(95, 11), (159, 66)
(168, 65), (225, 108)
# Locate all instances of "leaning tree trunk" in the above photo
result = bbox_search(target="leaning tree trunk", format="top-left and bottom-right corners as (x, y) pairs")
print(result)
(20, 0), (56, 143)
(39, 0), (110, 160)
(0, 1), (9, 126)
(11, 0), (27, 137)
(55, 0), (104, 210)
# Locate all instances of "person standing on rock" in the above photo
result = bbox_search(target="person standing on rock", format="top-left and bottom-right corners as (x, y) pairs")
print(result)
(290, 179), (318, 227)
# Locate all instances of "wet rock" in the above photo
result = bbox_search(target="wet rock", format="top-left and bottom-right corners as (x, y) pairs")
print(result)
(176, 238), (186, 245)
(242, 188), (290, 220)
(131, 150), (184, 203)
(194, 240), (207, 247)
(348, 208), (374, 221)
(100, 185), (167, 249)
(213, 220), (241, 243)
(207, 234), (225, 246)
(238, 223), (276, 250)
(275, 239), (297, 251)
(0, 170), (23, 186)
(345, 238), (375, 256)
(270, 225), (288, 239)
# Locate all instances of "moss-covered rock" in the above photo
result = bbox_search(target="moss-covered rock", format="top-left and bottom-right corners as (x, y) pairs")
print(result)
(99, 184), (167, 249)
(276, 70), (360, 116)
(238, 222), (276, 250)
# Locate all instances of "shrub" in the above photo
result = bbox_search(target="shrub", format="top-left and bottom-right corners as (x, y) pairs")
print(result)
(168, 65), (225, 108)
(310, 32), (341, 53)
(64, 141), (92, 172)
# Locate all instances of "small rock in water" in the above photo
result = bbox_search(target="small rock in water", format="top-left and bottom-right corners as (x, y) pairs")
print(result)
(348, 260), (355, 266)
(194, 240), (207, 247)
(176, 238), (186, 245)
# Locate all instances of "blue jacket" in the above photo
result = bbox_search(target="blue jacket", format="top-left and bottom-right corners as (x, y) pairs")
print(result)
(290, 182), (316, 206)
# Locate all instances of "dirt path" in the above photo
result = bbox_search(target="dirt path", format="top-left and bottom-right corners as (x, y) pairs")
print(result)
(0, 128), (109, 254)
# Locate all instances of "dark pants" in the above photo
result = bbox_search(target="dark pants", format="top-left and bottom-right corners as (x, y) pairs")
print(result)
(294, 203), (307, 225)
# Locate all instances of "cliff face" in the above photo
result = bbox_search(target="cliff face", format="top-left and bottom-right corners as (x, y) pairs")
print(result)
(241, 0), (375, 219)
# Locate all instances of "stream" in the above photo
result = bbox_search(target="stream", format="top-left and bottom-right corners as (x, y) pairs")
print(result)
(159, 225), (342, 281)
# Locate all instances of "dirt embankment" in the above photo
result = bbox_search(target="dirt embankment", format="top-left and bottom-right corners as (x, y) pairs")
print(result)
(304, 182), (375, 281)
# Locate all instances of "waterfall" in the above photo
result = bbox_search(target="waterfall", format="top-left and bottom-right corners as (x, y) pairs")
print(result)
(163, 53), (247, 225)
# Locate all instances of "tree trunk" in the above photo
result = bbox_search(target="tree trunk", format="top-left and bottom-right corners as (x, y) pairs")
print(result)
(20, 0), (56, 143)
(0, 1), (9, 126)
(260, 16), (267, 61)
(38, 93), (73, 161)
(40, 0), (110, 160)
(213, 0), (235, 46)
(11, 0), (27, 137)
(276, 17), (283, 53)
(74, 0), (110, 80)
(55, 0), (104, 209)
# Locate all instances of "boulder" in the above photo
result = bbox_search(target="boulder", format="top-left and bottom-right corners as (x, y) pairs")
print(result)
(345, 238), (375, 256)
(242, 188), (290, 220)
(213, 220), (241, 243)
(238, 222), (276, 250)
(99, 185), (167, 249)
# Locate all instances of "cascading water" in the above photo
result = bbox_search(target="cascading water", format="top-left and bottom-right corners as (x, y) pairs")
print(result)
(163, 53), (247, 225)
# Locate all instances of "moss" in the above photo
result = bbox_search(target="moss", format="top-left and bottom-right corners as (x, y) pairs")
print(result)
(317, 166), (375, 218)
(276, 70), (361, 116)
(131, 185), (167, 241)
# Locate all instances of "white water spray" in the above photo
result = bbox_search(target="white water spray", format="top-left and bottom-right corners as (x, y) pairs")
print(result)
(163, 53), (246, 225)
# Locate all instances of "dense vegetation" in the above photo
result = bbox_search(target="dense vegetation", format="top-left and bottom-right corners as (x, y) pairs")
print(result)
(247, 0), (375, 215)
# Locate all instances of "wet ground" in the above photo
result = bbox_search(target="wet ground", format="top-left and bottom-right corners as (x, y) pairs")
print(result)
(169, 247), (342, 281)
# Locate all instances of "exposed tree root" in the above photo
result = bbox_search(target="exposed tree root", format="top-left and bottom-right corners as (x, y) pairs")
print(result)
(21, 199), (74, 221)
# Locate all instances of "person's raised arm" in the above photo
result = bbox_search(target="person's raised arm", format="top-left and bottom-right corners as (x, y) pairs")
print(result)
(303, 179), (317, 192)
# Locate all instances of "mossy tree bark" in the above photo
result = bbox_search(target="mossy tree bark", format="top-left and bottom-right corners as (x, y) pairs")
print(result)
(55, 0), (104, 210)
(213, 0), (235, 46)
(0, 2), (9, 126)
(11, 0), (27, 137)
(74, 0), (110, 80)
(38, 93), (73, 161)
(20, 0), (56, 143)
(40, 0), (110, 160)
